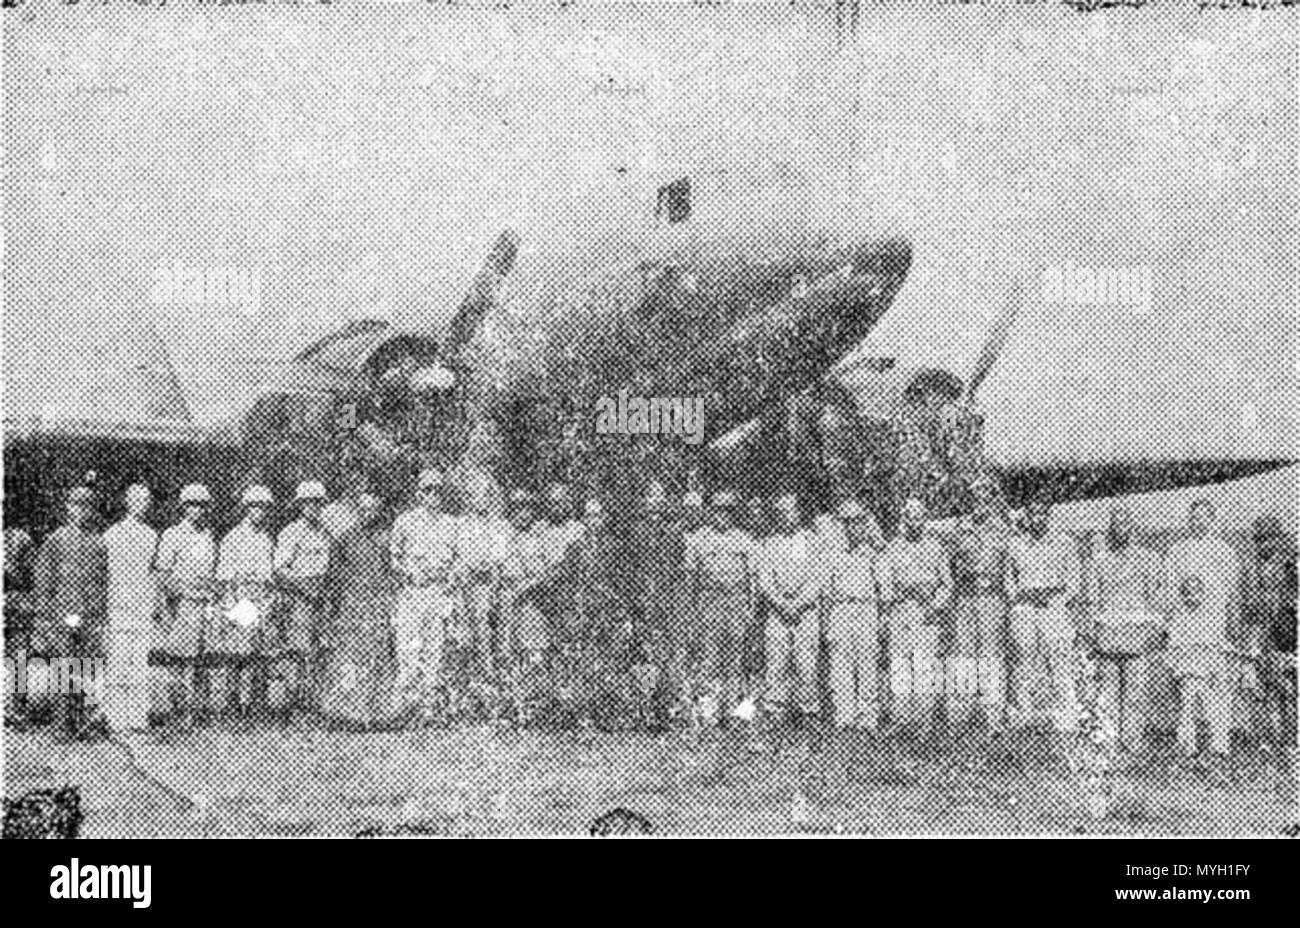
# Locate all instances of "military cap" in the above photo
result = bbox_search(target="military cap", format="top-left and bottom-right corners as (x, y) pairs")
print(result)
(295, 481), (327, 502)
(835, 499), (868, 520)
(417, 469), (443, 491)
(180, 484), (212, 505)
(242, 485), (273, 506)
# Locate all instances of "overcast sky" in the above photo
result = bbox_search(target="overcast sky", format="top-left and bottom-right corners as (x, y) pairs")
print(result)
(4, 2), (1295, 466)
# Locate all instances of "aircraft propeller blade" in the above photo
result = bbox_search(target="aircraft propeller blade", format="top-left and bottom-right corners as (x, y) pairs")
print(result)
(444, 230), (520, 356)
(965, 278), (1023, 400)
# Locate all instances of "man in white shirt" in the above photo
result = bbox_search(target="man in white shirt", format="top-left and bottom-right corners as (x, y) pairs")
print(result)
(1162, 499), (1239, 638)
(878, 497), (950, 737)
(102, 484), (158, 732)
(686, 491), (759, 719)
(457, 474), (512, 677)
(759, 493), (823, 721)
(1167, 575), (1233, 757)
(948, 477), (1011, 732)
(1007, 500), (1081, 732)
(390, 469), (461, 721)
(1161, 499), (1241, 756)
(823, 499), (884, 730)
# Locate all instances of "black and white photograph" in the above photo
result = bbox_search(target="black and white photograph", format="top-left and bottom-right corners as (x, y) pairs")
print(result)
(1, 0), (1296, 852)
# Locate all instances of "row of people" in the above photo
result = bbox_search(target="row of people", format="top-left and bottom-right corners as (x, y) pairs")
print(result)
(675, 479), (1293, 755)
(7, 470), (1294, 753)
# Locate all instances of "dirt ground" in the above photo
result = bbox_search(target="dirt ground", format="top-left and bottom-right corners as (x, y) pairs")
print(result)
(4, 722), (1295, 837)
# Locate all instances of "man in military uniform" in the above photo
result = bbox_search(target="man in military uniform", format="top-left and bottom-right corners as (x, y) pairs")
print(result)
(153, 484), (216, 726)
(949, 476), (1011, 732)
(633, 483), (689, 702)
(877, 497), (951, 737)
(456, 472), (512, 677)
(535, 482), (586, 653)
(1241, 515), (1297, 747)
(758, 493), (823, 723)
(1007, 500), (1082, 733)
(4, 527), (37, 722)
(213, 485), (276, 721)
(824, 499), (885, 731)
(686, 491), (759, 721)
(499, 490), (552, 663)
(272, 481), (333, 717)
(389, 469), (461, 722)
(743, 496), (771, 696)
(1088, 505), (1162, 752)
(32, 484), (108, 736)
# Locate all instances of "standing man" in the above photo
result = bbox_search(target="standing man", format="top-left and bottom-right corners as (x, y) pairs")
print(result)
(743, 495), (771, 699)
(214, 486), (276, 721)
(272, 481), (332, 718)
(1161, 499), (1241, 747)
(634, 483), (689, 702)
(686, 491), (759, 721)
(878, 498), (951, 738)
(390, 469), (461, 723)
(4, 528), (37, 722)
(1168, 576), (1234, 758)
(1007, 499), (1082, 733)
(153, 484), (216, 727)
(499, 489), (555, 723)
(1241, 515), (1296, 748)
(1088, 505), (1162, 753)
(758, 493), (823, 724)
(949, 477), (1011, 733)
(824, 499), (885, 731)
(321, 472), (369, 540)
(456, 474), (512, 677)
(321, 492), (398, 730)
(535, 482), (585, 655)
(32, 484), (109, 736)
(569, 498), (625, 641)
(102, 484), (158, 733)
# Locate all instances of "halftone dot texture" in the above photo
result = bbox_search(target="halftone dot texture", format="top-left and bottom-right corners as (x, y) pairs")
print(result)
(3, 3), (1296, 836)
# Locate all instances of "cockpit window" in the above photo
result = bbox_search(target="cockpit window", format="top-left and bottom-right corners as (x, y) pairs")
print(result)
(655, 177), (691, 225)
